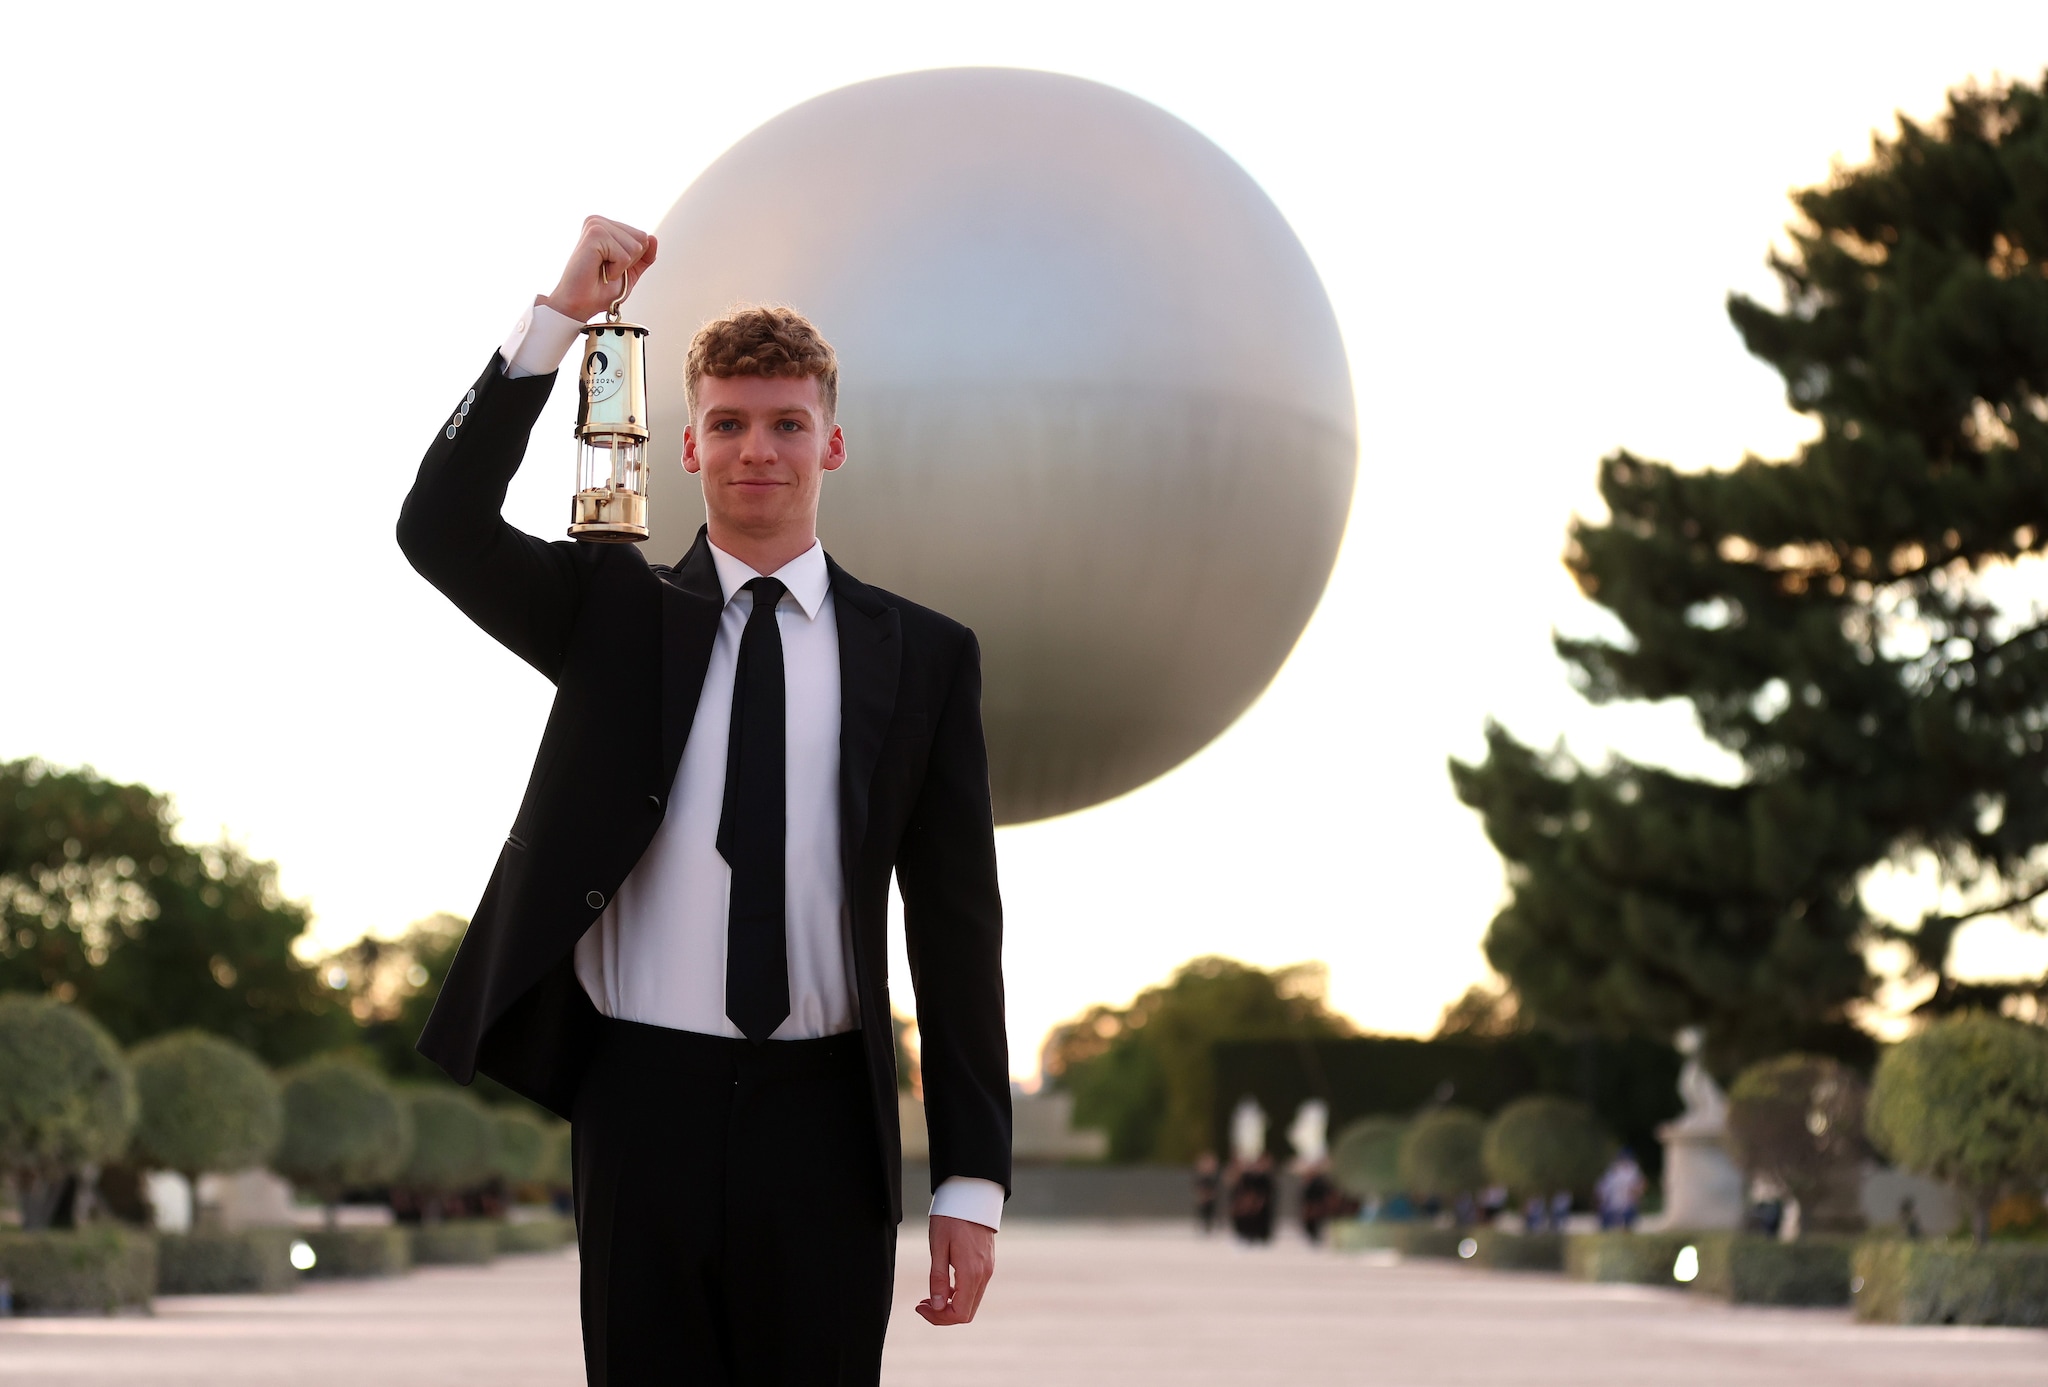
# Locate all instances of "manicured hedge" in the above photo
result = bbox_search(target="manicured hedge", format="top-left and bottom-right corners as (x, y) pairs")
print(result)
(0, 1228), (154, 1314)
(409, 1219), (499, 1265)
(157, 1228), (300, 1295)
(1393, 1224), (1468, 1259)
(1469, 1229), (1564, 1271)
(496, 1215), (575, 1255)
(1854, 1239), (2048, 1326)
(1690, 1232), (1851, 1306)
(303, 1226), (411, 1279)
(1330, 1220), (1401, 1252)
(1565, 1231), (1693, 1284)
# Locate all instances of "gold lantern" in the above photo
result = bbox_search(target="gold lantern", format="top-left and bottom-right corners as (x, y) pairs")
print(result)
(568, 274), (651, 542)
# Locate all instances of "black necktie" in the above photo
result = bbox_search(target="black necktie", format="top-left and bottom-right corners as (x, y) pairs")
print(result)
(719, 577), (790, 1042)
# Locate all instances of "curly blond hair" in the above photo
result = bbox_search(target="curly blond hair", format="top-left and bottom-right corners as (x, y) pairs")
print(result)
(684, 305), (838, 421)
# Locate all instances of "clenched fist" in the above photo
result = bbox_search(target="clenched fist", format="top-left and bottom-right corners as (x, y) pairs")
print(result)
(540, 215), (659, 322)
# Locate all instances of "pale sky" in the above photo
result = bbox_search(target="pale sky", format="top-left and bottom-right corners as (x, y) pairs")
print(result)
(4, 3), (2047, 1079)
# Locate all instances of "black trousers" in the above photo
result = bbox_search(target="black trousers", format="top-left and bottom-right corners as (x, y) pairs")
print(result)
(572, 1018), (895, 1387)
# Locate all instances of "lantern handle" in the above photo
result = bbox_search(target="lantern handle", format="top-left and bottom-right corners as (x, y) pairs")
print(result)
(607, 268), (632, 323)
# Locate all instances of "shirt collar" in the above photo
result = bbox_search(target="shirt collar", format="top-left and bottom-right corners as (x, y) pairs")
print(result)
(708, 538), (830, 620)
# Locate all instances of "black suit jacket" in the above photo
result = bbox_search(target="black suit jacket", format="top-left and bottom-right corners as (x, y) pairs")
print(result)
(396, 353), (1011, 1220)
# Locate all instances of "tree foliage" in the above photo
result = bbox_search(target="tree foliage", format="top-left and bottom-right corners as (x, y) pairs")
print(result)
(1042, 956), (1354, 1162)
(273, 1056), (411, 1219)
(0, 995), (136, 1229)
(321, 913), (465, 1084)
(1726, 1053), (1869, 1234)
(400, 1088), (497, 1197)
(1330, 1116), (1407, 1199)
(129, 1030), (283, 1185)
(490, 1109), (546, 1185)
(1398, 1107), (1487, 1202)
(1868, 1012), (2048, 1245)
(0, 760), (350, 1063)
(1453, 77), (2048, 1074)
(1481, 1096), (1613, 1201)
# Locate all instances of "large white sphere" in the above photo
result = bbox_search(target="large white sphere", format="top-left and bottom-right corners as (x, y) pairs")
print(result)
(635, 69), (1355, 824)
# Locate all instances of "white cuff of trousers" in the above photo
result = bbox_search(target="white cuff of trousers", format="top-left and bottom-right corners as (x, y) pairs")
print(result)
(929, 1175), (1004, 1231)
(500, 300), (587, 379)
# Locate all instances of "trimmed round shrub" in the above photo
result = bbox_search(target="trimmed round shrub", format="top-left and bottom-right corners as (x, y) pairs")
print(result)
(130, 1031), (282, 1188)
(1331, 1117), (1406, 1201)
(273, 1058), (410, 1221)
(1482, 1096), (1612, 1202)
(492, 1109), (547, 1185)
(401, 1088), (497, 1200)
(0, 995), (137, 1229)
(1868, 1013), (2048, 1246)
(535, 1120), (573, 1191)
(1398, 1107), (1486, 1204)
(1727, 1054), (1867, 1235)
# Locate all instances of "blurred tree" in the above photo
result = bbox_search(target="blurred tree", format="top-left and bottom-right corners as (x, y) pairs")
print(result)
(491, 1109), (546, 1187)
(1481, 1096), (1612, 1204)
(1726, 1053), (1869, 1236)
(1398, 1107), (1487, 1210)
(0, 995), (135, 1229)
(1435, 980), (1527, 1039)
(399, 1087), (497, 1219)
(1329, 1116), (1407, 1202)
(1868, 1012), (2048, 1246)
(1452, 77), (2048, 1076)
(273, 1056), (411, 1227)
(129, 1031), (283, 1215)
(1042, 956), (1354, 1163)
(322, 913), (465, 1085)
(0, 759), (350, 1063)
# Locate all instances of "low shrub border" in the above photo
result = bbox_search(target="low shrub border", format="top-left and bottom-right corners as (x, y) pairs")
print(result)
(496, 1215), (574, 1255)
(1330, 1221), (1401, 1252)
(1689, 1232), (1851, 1306)
(1854, 1239), (2048, 1326)
(1393, 1224), (1467, 1259)
(1565, 1231), (1694, 1284)
(303, 1226), (410, 1279)
(0, 1228), (154, 1314)
(157, 1228), (300, 1295)
(409, 1219), (500, 1266)
(1468, 1229), (1564, 1272)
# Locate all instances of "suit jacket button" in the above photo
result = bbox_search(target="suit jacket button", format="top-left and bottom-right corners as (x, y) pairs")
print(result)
(646, 794), (662, 811)
(585, 890), (605, 909)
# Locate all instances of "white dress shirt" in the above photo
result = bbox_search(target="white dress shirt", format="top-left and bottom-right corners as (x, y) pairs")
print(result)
(508, 303), (1001, 1230)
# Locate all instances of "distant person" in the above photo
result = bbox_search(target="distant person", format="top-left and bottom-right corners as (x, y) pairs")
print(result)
(1899, 1196), (1922, 1241)
(1194, 1153), (1221, 1235)
(1596, 1150), (1646, 1231)
(1548, 1189), (1572, 1232)
(1523, 1194), (1547, 1233)
(1230, 1153), (1276, 1245)
(1299, 1161), (1337, 1244)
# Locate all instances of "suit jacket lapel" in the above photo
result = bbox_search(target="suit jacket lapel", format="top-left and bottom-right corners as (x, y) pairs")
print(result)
(830, 556), (901, 876)
(659, 527), (724, 792)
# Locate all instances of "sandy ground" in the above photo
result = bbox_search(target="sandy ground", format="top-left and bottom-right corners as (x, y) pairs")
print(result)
(0, 1222), (2040, 1385)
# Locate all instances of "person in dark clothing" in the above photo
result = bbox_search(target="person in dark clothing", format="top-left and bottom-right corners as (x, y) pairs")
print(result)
(1193, 1152), (1221, 1235)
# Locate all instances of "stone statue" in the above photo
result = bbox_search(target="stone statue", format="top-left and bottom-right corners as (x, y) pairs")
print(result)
(1672, 1026), (1729, 1134)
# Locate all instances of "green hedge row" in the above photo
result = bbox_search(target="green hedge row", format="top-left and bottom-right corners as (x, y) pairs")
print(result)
(157, 1228), (300, 1295)
(305, 1226), (411, 1279)
(1564, 1231), (1693, 1284)
(0, 1229), (155, 1313)
(1469, 1230), (1564, 1271)
(496, 1215), (574, 1255)
(1854, 1240), (2048, 1326)
(1689, 1233), (1851, 1306)
(409, 1219), (499, 1266)
(1392, 1225), (1468, 1259)
(1329, 1220), (1401, 1252)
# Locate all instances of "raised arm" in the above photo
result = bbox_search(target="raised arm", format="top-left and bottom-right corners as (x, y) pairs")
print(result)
(395, 216), (658, 680)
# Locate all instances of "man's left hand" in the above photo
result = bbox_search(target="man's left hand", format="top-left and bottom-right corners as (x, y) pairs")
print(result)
(916, 1215), (994, 1326)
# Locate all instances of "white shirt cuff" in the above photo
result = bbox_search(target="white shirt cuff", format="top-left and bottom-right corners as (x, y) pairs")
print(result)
(929, 1175), (1004, 1231)
(500, 301), (586, 379)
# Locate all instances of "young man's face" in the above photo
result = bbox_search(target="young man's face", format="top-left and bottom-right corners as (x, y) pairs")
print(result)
(682, 373), (845, 543)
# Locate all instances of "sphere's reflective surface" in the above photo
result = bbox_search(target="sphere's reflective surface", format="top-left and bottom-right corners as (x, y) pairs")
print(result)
(636, 69), (1355, 823)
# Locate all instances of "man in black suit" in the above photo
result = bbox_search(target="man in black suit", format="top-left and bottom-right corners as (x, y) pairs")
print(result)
(398, 216), (1010, 1386)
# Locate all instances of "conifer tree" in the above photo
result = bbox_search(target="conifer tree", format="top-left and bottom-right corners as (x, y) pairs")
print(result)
(1453, 77), (2048, 1075)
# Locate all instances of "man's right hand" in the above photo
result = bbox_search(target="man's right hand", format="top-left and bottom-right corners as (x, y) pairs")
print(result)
(540, 215), (659, 322)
